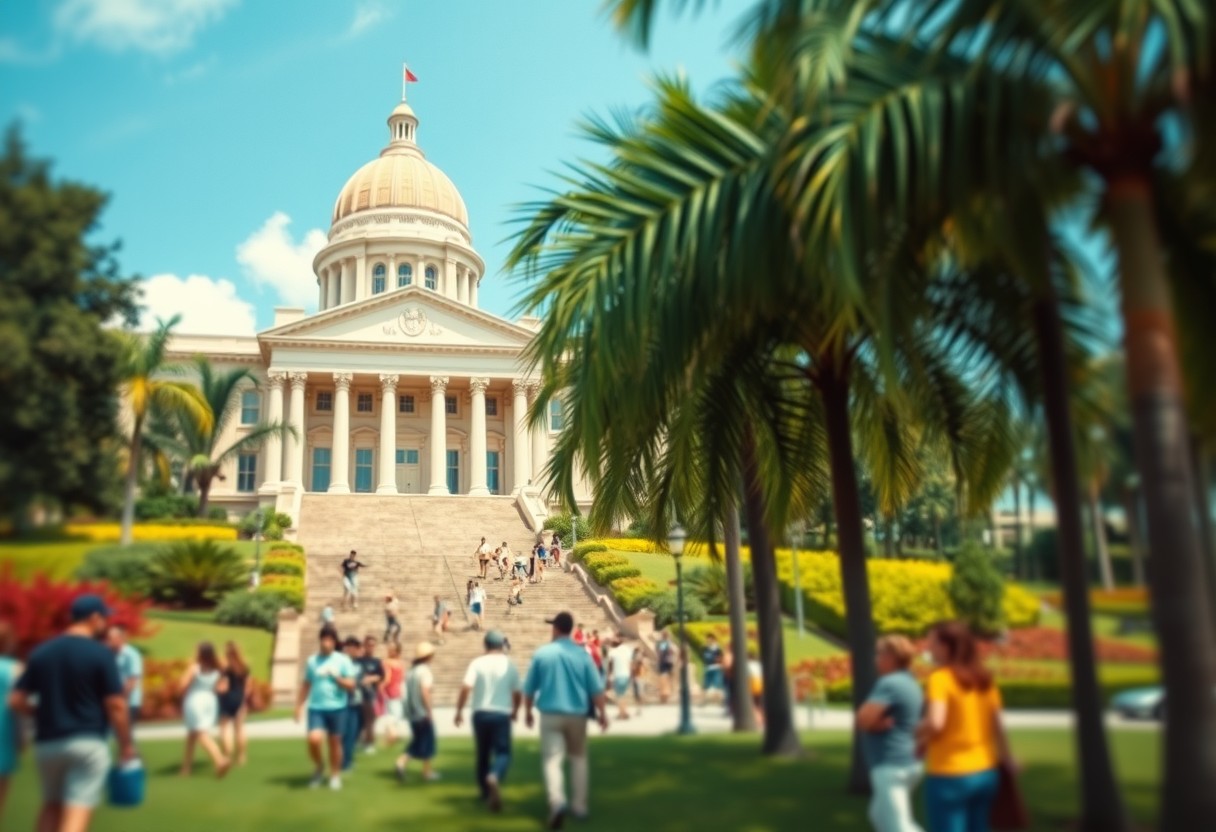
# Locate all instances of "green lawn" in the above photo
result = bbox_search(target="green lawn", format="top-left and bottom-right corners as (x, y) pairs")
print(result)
(702, 614), (846, 662)
(0, 730), (1159, 831)
(1039, 608), (1157, 650)
(138, 610), (274, 680)
(0, 538), (96, 580)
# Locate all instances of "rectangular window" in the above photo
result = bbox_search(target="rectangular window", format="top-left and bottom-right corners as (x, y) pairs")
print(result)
(311, 447), (331, 492)
(485, 397), (498, 417)
(445, 395), (457, 415)
(372, 276), (386, 294)
(357, 392), (373, 413)
(395, 449), (405, 465)
(316, 391), (333, 412)
(446, 449), (460, 494)
(398, 394), (415, 413)
(405, 449), (419, 464)
(354, 448), (374, 493)
(237, 453), (257, 492)
(240, 390), (260, 425)
(549, 398), (565, 431)
(487, 451), (500, 495)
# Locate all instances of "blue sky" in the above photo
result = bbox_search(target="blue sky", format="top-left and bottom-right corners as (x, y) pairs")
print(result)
(1, 0), (745, 333)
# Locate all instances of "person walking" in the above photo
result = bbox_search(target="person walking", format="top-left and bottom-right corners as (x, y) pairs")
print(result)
(470, 582), (487, 631)
(380, 642), (406, 746)
(339, 637), (365, 773)
(384, 593), (402, 643)
(535, 542), (548, 584)
(10, 595), (135, 832)
(550, 534), (562, 568)
(218, 641), (251, 767)
(432, 595), (451, 643)
(396, 642), (440, 783)
(107, 624), (143, 724)
(179, 641), (231, 777)
(918, 621), (1014, 832)
(523, 611), (608, 830)
(475, 537), (492, 580)
(495, 548), (508, 581)
(700, 634), (725, 705)
(296, 627), (357, 790)
(0, 620), (24, 825)
(629, 644), (645, 717)
(606, 635), (634, 720)
(856, 635), (925, 832)
(454, 630), (522, 813)
(357, 636), (384, 754)
(528, 544), (539, 583)
(340, 550), (366, 611)
(655, 630), (674, 703)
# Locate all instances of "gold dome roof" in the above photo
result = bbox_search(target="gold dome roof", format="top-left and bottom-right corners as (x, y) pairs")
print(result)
(331, 103), (469, 227)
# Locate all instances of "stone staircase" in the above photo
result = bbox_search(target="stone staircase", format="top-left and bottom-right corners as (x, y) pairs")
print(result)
(293, 494), (621, 703)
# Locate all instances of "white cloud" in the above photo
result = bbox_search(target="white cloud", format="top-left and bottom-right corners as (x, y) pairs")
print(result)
(138, 273), (258, 335)
(235, 211), (326, 308)
(163, 55), (215, 85)
(53, 0), (238, 55)
(348, 1), (391, 38)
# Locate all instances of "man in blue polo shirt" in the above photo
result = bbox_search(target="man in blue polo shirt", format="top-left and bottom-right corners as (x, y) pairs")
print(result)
(523, 611), (607, 830)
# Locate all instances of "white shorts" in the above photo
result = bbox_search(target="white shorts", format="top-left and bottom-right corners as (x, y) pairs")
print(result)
(35, 737), (110, 808)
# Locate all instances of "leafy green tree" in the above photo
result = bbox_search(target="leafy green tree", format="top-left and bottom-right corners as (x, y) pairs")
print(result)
(948, 542), (1006, 635)
(0, 128), (137, 527)
(116, 316), (211, 544)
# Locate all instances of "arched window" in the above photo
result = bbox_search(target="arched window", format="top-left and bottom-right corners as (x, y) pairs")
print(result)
(424, 265), (438, 290)
(398, 263), (412, 287)
(372, 263), (386, 294)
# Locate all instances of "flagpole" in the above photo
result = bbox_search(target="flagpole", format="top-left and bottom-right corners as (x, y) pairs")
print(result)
(402, 62), (407, 101)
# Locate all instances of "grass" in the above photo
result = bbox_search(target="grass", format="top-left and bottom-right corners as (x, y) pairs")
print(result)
(702, 614), (846, 662)
(0, 730), (1159, 831)
(0, 539), (97, 580)
(613, 550), (679, 585)
(138, 610), (274, 680)
(1039, 608), (1157, 650)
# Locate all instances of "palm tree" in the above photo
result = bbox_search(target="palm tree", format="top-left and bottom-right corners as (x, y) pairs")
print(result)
(117, 316), (210, 545)
(176, 357), (292, 517)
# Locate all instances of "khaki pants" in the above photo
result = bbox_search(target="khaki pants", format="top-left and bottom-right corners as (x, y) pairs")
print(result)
(539, 713), (589, 815)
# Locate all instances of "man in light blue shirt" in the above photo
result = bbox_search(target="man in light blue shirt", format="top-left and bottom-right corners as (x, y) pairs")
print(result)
(107, 625), (143, 722)
(523, 612), (607, 829)
(295, 629), (357, 790)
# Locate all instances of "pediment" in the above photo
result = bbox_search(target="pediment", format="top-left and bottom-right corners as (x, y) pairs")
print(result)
(258, 288), (534, 350)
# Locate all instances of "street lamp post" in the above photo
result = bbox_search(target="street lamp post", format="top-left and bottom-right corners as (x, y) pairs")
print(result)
(251, 508), (264, 589)
(668, 523), (695, 735)
(790, 521), (805, 638)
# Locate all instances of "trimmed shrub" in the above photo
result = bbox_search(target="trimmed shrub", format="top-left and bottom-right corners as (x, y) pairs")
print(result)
(1041, 587), (1149, 618)
(74, 543), (163, 598)
(948, 543), (1006, 635)
(608, 577), (662, 614)
(214, 590), (285, 632)
(134, 493), (198, 520)
(645, 588), (707, 629)
(543, 513), (591, 543)
(65, 523), (237, 542)
(206, 506), (229, 521)
(571, 542), (608, 562)
(583, 552), (628, 570)
(256, 580), (303, 611)
(148, 540), (248, 607)
(141, 658), (273, 721)
(261, 560), (303, 577)
(590, 564), (642, 585)
(596, 537), (663, 553)
(266, 541), (304, 555)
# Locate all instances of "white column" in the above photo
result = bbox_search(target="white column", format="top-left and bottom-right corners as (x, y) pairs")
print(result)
(427, 376), (449, 494)
(285, 372), (308, 486)
(457, 266), (469, 305)
(444, 258), (458, 300)
(329, 372), (352, 493)
(470, 276), (479, 308)
(261, 371), (286, 490)
(354, 253), (367, 301)
(529, 383), (547, 488)
(317, 273), (325, 309)
(512, 379), (530, 490)
(377, 374), (399, 493)
(468, 377), (490, 495)
(388, 254), (397, 290)
(326, 266), (339, 309)
(340, 259), (353, 305)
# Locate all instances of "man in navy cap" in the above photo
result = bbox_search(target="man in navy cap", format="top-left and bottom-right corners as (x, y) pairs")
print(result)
(9, 594), (135, 832)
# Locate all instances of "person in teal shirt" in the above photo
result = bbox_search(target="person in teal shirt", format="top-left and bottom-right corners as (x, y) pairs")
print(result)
(295, 629), (356, 790)
(0, 621), (23, 824)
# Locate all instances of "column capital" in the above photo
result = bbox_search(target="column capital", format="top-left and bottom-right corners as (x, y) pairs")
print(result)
(429, 375), (449, 395)
(333, 371), (353, 391)
(512, 378), (531, 395)
(288, 371), (309, 390)
(379, 373), (399, 394)
(469, 377), (491, 395)
(526, 380), (542, 401)
(267, 370), (287, 389)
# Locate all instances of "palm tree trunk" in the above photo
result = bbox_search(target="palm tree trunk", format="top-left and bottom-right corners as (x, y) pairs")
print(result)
(1190, 434), (1216, 622)
(197, 474), (212, 518)
(120, 415), (144, 546)
(740, 430), (800, 755)
(818, 366), (877, 794)
(1123, 487), (1146, 586)
(1108, 177), (1216, 830)
(1090, 484), (1115, 590)
(723, 496), (756, 732)
(1033, 289), (1130, 832)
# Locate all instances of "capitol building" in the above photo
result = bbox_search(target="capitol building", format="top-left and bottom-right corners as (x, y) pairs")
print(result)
(168, 99), (585, 522)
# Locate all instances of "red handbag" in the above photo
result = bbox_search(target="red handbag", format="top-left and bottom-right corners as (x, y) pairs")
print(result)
(989, 760), (1030, 830)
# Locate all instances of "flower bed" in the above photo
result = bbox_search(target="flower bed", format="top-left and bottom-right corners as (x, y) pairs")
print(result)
(64, 523), (238, 543)
(140, 658), (273, 722)
(1041, 587), (1149, 617)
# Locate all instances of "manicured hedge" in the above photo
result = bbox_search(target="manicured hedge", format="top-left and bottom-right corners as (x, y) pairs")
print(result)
(571, 542), (609, 562)
(609, 577), (663, 614)
(588, 563), (642, 585)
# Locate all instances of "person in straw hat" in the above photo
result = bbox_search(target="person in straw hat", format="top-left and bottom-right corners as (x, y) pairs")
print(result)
(395, 641), (440, 783)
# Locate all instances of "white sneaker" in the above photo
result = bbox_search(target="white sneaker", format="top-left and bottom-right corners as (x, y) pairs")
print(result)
(329, 775), (342, 791)
(308, 771), (325, 789)
(363, 745), (377, 755)
(424, 771), (441, 782)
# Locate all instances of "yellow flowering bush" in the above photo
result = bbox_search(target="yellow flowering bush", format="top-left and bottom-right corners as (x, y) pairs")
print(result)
(65, 523), (238, 543)
(596, 537), (664, 554)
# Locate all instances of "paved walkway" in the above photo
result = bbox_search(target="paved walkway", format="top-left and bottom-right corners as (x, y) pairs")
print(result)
(133, 704), (1158, 742)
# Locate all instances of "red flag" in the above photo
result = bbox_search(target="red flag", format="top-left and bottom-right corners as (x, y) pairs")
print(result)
(404, 67), (418, 83)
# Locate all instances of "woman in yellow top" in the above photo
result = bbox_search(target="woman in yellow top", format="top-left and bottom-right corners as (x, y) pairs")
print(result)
(917, 621), (1013, 832)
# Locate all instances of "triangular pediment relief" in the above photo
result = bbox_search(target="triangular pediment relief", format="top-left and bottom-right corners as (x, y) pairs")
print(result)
(258, 288), (534, 350)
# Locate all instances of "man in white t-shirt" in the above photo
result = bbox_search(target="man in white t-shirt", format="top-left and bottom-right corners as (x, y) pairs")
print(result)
(475, 537), (492, 579)
(606, 635), (637, 720)
(454, 630), (522, 813)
